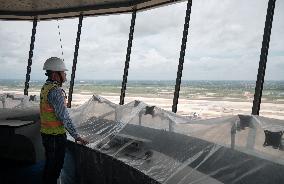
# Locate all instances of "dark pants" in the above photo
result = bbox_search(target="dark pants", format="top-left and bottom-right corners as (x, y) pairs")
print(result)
(41, 133), (67, 184)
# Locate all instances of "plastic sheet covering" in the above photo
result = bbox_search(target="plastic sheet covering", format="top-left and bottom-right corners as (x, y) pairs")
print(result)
(0, 94), (42, 165)
(65, 95), (284, 184)
(0, 93), (38, 109)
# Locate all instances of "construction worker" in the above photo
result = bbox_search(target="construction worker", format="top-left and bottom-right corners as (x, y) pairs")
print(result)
(40, 57), (88, 184)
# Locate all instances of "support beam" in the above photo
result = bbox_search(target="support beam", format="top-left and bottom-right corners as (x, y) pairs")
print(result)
(120, 9), (137, 105)
(24, 16), (37, 96)
(172, 0), (192, 113)
(68, 14), (83, 108)
(252, 0), (276, 115)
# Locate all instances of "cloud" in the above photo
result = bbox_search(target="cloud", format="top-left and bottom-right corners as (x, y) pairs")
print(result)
(0, 0), (283, 80)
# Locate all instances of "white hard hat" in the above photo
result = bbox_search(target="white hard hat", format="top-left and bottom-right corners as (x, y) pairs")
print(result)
(43, 57), (68, 71)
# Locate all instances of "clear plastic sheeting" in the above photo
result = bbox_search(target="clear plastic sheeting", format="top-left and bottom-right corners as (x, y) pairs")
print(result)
(0, 94), (42, 165)
(0, 93), (39, 121)
(66, 95), (284, 184)
(0, 93), (39, 109)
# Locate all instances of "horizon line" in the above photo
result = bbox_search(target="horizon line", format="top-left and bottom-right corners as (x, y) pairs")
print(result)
(1, 79), (284, 82)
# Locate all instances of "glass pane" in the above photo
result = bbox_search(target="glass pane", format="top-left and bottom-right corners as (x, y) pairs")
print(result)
(73, 14), (131, 106)
(260, 0), (284, 120)
(0, 21), (31, 96)
(125, 3), (186, 111)
(179, 0), (268, 119)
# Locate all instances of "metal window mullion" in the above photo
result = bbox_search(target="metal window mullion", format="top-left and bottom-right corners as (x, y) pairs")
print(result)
(68, 14), (83, 108)
(252, 0), (276, 115)
(120, 9), (137, 105)
(172, 0), (192, 113)
(24, 16), (37, 96)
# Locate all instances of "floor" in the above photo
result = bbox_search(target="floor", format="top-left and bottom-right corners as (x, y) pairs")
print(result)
(0, 159), (44, 184)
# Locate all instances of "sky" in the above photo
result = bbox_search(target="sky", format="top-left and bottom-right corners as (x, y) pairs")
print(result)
(0, 0), (283, 81)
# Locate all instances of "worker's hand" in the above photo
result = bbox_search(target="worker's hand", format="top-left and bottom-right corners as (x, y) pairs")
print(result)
(75, 136), (89, 145)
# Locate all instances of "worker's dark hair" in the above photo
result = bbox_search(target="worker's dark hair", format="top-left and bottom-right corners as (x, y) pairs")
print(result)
(45, 70), (53, 79)
(45, 70), (63, 84)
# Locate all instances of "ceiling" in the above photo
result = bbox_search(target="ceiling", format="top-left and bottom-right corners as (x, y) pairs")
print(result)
(0, 0), (183, 21)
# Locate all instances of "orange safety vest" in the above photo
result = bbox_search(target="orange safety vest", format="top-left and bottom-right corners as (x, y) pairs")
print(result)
(40, 82), (66, 135)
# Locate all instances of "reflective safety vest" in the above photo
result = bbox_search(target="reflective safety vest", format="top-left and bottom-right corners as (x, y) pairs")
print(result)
(40, 82), (66, 135)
